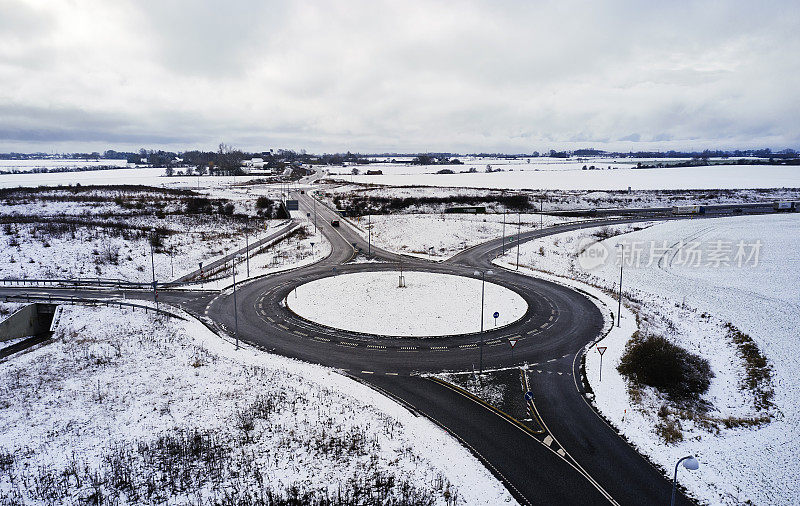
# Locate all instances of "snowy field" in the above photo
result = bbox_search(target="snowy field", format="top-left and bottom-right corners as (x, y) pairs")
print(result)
(0, 185), (322, 284)
(345, 164), (800, 190)
(0, 166), (274, 190)
(287, 271), (527, 336)
(0, 305), (514, 505)
(349, 213), (570, 260)
(497, 214), (800, 505)
(0, 159), (129, 173)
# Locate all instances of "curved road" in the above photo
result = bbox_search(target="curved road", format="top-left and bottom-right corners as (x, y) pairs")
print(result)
(1, 187), (702, 505)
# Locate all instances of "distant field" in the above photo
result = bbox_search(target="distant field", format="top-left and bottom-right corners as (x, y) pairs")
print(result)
(0, 158), (129, 173)
(344, 163), (800, 190)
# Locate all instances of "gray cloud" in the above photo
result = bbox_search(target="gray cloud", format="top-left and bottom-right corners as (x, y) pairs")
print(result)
(0, 0), (798, 153)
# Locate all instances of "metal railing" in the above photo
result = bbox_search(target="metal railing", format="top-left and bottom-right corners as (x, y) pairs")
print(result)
(3, 294), (185, 320)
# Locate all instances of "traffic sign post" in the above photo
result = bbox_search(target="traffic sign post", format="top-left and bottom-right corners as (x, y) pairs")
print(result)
(509, 336), (519, 363)
(493, 311), (500, 327)
(597, 346), (607, 382)
(524, 391), (534, 402)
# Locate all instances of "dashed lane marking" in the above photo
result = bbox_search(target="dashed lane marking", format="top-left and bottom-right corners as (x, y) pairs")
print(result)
(430, 346), (449, 351)
(385, 372), (398, 376)
(361, 370), (374, 374)
(293, 330), (307, 336)
(277, 323), (289, 330)
(459, 343), (478, 349)
(337, 341), (358, 347)
(540, 323), (549, 329)
(366, 344), (387, 350)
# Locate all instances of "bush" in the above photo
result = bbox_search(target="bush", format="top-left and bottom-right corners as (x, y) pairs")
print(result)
(255, 196), (272, 209)
(617, 333), (713, 401)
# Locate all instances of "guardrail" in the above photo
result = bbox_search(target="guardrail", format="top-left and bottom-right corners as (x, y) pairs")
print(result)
(0, 277), (219, 290)
(3, 294), (185, 320)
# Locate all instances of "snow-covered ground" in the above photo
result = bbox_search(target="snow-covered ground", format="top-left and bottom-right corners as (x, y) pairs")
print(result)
(0, 305), (515, 505)
(349, 213), (570, 260)
(496, 214), (800, 505)
(286, 271), (527, 336)
(0, 158), (129, 173)
(0, 166), (273, 190)
(344, 164), (800, 190)
(0, 216), (300, 282)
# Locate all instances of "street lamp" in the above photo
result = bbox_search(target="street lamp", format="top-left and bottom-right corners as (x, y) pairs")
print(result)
(671, 455), (699, 506)
(616, 243), (624, 327)
(473, 269), (493, 375)
(232, 253), (239, 350)
(149, 227), (158, 311)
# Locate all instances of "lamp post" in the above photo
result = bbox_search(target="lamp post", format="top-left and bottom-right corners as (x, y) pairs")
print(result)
(149, 227), (158, 311)
(502, 211), (506, 254)
(616, 243), (624, 327)
(671, 456), (699, 506)
(245, 230), (250, 278)
(516, 212), (521, 270)
(473, 269), (493, 375)
(313, 195), (317, 234)
(232, 254), (239, 350)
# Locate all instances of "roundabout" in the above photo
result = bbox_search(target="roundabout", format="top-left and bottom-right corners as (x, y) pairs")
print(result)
(285, 270), (528, 337)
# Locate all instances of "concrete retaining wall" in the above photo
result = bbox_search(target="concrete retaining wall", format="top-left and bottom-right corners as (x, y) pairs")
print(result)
(0, 303), (57, 342)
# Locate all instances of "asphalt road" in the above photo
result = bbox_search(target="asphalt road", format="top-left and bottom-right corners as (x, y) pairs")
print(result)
(1, 186), (713, 505)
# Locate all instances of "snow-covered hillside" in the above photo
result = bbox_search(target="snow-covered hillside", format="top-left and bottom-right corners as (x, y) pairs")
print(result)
(0, 305), (515, 505)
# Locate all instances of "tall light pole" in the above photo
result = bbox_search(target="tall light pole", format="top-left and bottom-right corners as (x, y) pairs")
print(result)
(502, 211), (506, 254)
(368, 211), (371, 258)
(232, 254), (239, 350)
(245, 230), (250, 278)
(516, 212), (521, 270)
(671, 456), (699, 506)
(313, 195), (317, 234)
(616, 243), (624, 327)
(473, 269), (493, 375)
(149, 227), (158, 311)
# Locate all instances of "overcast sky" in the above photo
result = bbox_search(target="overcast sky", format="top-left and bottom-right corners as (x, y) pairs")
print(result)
(1, 0), (798, 154)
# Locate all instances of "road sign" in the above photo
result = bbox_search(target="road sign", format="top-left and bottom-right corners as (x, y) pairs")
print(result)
(306, 212), (311, 217)
(509, 337), (519, 348)
(286, 199), (299, 211)
(597, 346), (607, 382)
(493, 311), (500, 319)
(524, 391), (534, 402)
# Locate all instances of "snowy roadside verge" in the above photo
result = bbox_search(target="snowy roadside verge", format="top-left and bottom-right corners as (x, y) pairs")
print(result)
(0, 304), (516, 505)
(493, 216), (794, 505)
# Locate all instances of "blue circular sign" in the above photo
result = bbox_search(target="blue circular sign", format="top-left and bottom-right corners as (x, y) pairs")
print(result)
(524, 391), (534, 401)
(493, 311), (500, 319)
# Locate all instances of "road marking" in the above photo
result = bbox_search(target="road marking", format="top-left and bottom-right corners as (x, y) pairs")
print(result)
(547, 358), (556, 363)
(385, 372), (398, 376)
(540, 323), (549, 329)
(459, 343), (478, 348)
(293, 330), (307, 336)
(527, 330), (538, 335)
(486, 339), (502, 345)
(548, 315), (554, 322)
(338, 341), (358, 347)
(265, 316), (274, 322)
(366, 344), (387, 350)
(312, 337), (330, 343)
(557, 448), (566, 457)
(361, 370), (374, 374)
(543, 435), (554, 447)
(277, 323), (288, 330)
(430, 346), (449, 351)
(399, 346), (418, 352)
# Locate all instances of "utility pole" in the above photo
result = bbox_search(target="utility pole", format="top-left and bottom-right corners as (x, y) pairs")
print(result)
(617, 244), (624, 327)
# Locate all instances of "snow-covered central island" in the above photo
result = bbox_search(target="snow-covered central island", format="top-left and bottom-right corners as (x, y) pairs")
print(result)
(286, 270), (528, 337)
